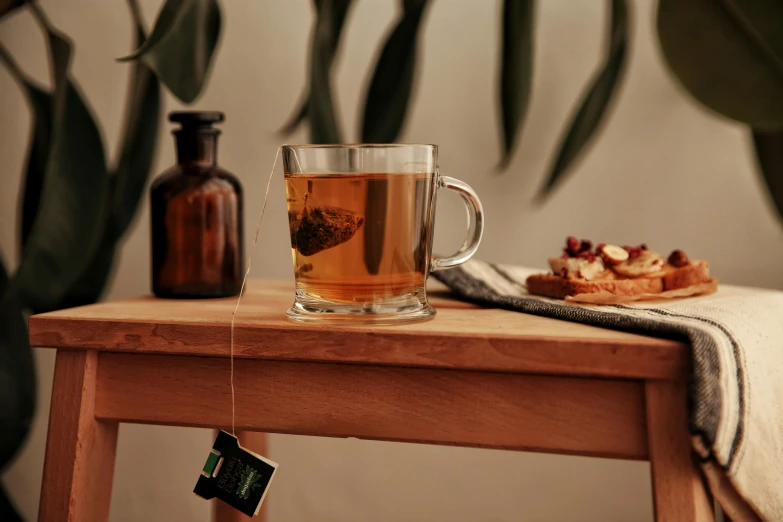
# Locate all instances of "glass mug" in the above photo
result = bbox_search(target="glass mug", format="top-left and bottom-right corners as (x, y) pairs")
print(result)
(282, 144), (483, 324)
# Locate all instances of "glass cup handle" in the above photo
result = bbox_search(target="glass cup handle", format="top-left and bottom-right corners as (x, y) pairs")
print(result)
(430, 175), (484, 272)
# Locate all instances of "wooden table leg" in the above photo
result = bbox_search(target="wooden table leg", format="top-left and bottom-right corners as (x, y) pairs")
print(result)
(38, 351), (118, 522)
(646, 381), (714, 522)
(213, 430), (269, 522)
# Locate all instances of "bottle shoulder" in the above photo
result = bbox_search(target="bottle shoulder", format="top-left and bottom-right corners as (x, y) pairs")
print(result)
(149, 166), (182, 191)
(150, 166), (242, 198)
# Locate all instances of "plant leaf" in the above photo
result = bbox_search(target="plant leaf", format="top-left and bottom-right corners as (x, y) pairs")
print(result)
(498, 0), (535, 170)
(118, 0), (221, 104)
(0, 0), (28, 21)
(362, 179), (388, 275)
(12, 5), (110, 313)
(308, 0), (351, 143)
(109, 14), (161, 239)
(118, 0), (186, 61)
(360, 1), (430, 274)
(0, 256), (36, 472)
(55, 5), (162, 309)
(279, 0), (353, 136)
(657, 0), (783, 129)
(19, 85), (53, 253)
(360, 0), (430, 143)
(0, 44), (55, 254)
(279, 97), (309, 136)
(0, 483), (25, 522)
(536, 0), (628, 201)
(55, 237), (117, 309)
(752, 128), (783, 222)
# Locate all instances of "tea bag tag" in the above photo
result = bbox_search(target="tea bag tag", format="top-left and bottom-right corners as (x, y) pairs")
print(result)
(194, 430), (278, 517)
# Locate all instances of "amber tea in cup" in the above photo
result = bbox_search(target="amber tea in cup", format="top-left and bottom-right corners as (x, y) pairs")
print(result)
(283, 144), (483, 324)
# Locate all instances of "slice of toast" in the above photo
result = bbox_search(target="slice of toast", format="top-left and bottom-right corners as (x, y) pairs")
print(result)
(526, 274), (664, 299)
(663, 260), (710, 290)
(526, 261), (712, 299)
(526, 238), (716, 302)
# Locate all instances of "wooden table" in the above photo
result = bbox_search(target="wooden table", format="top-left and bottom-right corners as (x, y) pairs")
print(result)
(29, 281), (714, 522)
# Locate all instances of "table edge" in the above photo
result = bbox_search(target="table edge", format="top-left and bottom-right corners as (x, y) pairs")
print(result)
(29, 315), (689, 381)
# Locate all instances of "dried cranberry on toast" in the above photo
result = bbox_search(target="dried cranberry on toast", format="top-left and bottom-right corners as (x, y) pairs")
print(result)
(526, 237), (715, 301)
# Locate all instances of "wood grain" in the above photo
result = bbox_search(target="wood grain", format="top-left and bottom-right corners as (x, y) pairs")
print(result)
(38, 350), (118, 522)
(94, 352), (649, 460)
(213, 430), (269, 522)
(646, 381), (715, 522)
(28, 280), (688, 381)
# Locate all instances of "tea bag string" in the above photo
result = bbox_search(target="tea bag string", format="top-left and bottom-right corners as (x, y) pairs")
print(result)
(229, 146), (279, 437)
(229, 146), (302, 437)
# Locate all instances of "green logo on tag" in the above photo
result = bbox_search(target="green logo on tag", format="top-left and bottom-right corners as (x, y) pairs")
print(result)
(236, 465), (262, 499)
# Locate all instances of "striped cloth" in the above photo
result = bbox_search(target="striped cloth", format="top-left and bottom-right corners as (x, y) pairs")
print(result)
(432, 259), (783, 522)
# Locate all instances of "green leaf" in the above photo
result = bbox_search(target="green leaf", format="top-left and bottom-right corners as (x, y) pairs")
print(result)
(0, 0), (27, 21)
(0, 44), (54, 254)
(56, 9), (161, 309)
(19, 85), (53, 253)
(657, 0), (783, 129)
(279, 97), (309, 136)
(12, 5), (110, 313)
(55, 237), (116, 309)
(308, 0), (351, 143)
(279, 0), (353, 136)
(536, 0), (628, 201)
(119, 0), (186, 60)
(359, 1), (430, 274)
(362, 179), (388, 275)
(118, 0), (221, 104)
(0, 483), (25, 522)
(752, 128), (783, 222)
(498, 0), (535, 170)
(360, 0), (430, 143)
(110, 10), (162, 239)
(0, 256), (36, 472)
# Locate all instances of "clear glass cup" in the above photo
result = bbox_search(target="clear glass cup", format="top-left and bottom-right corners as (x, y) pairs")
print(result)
(283, 144), (483, 324)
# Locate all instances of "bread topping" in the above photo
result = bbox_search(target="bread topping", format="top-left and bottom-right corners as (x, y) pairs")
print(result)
(599, 244), (628, 265)
(613, 250), (665, 277)
(667, 249), (690, 267)
(548, 257), (605, 281)
(528, 238), (715, 302)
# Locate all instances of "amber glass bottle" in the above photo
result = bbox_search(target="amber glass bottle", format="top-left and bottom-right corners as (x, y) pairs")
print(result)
(150, 111), (243, 298)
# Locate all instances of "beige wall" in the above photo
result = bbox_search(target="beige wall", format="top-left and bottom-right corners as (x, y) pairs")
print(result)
(2, 0), (781, 520)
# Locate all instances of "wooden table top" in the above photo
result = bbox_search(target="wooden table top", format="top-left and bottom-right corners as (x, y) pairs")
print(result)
(28, 280), (687, 380)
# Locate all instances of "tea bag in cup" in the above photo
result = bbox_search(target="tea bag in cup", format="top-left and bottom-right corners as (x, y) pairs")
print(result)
(289, 194), (365, 257)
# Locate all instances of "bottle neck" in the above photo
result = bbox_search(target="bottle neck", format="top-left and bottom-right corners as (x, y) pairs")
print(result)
(175, 131), (218, 168)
